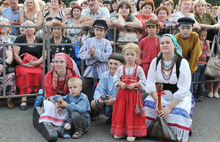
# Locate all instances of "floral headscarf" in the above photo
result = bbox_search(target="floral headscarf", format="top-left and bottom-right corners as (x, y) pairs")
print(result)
(158, 34), (182, 57)
(52, 53), (76, 95)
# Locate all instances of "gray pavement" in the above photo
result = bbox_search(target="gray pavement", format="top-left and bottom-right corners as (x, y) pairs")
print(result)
(0, 93), (220, 142)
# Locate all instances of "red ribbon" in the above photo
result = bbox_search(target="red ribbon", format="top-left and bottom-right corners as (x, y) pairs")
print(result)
(157, 91), (165, 110)
(157, 91), (165, 96)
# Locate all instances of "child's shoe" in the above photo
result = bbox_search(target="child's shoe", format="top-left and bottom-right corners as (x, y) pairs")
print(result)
(127, 136), (136, 141)
(114, 135), (126, 139)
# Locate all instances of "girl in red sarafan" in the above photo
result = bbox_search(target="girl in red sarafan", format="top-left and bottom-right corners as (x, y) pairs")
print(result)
(111, 43), (147, 142)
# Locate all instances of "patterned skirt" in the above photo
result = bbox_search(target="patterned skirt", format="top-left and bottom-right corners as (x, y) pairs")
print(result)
(0, 72), (16, 95)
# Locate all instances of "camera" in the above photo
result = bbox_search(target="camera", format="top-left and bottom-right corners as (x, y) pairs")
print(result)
(101, 96), (109, 101)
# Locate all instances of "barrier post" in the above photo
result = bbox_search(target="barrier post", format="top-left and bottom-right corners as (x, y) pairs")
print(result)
(47, 26), (51, 72)
(2, 45), (6, 97)
(42, 26), (46, 97)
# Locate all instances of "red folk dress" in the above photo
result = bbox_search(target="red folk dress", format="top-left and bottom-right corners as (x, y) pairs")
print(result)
(111, 65), (147, 137)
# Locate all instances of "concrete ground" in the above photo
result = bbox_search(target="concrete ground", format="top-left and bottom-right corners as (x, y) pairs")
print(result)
(0, 92), (220, 142)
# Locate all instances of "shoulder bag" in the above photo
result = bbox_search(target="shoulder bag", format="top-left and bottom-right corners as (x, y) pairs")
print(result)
(204, 35), (220, 77)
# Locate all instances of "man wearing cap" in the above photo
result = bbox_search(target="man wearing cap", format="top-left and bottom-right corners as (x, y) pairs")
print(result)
(103, 1), (111, 12)
(78, 19), (112, 120)
(80, 0), (110, 26)
(175, 17), (201, 93)
(2, 0), (22, 35)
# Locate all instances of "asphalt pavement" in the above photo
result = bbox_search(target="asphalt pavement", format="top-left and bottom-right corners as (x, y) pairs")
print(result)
(0, 91), (220, 142)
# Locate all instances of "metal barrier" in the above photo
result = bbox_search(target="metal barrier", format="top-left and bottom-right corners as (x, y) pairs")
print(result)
(0, 25), (219, 99)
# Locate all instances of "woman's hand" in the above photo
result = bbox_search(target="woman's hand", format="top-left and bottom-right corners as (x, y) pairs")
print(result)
(104, 95), (114, 106)
(29, 60), (40, 67)
(158, 105), (172, 119)
(21, 63), (35, 68)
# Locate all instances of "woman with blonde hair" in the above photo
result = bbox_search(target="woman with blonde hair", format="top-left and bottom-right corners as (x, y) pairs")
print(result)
(0, 19), (16, 43)
(19, 0), (43, 27)
(13, 20), (46, 110)
(38, 0), (46, 12)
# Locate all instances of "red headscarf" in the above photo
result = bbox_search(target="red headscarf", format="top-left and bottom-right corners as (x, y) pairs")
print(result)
(45, 53), (79, 98)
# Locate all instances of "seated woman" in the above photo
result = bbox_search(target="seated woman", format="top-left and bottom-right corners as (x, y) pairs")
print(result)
(44, 0), (66, 23)
(13, 20), (47, 111)
(110, 1), (142, 54)
(63, 5), (82, 44)
(49, 21), (75, 67)
(144, 34), (194, 142)
(0, 19), (16, 43)
(172, 0), (200, 30)
(39, 53), (79, 127)
(155, 6), (177, 35)
(193, 0), (220, 41)
(0, 39), (16, 109)
(19, 0), (43, 29)
(135, 0), (163, 39)
(161, 0), (174, 19)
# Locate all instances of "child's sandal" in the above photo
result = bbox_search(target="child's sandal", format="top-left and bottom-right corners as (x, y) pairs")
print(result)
(72, 132), (81, 139)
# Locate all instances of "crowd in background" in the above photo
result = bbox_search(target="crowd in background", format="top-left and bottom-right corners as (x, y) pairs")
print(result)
(0, 0), (218, 109)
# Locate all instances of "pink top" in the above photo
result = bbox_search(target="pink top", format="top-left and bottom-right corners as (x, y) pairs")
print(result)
(139, 36), (160, 64)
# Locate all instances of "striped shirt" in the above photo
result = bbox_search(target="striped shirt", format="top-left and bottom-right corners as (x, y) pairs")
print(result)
(78, 37), (112, 79)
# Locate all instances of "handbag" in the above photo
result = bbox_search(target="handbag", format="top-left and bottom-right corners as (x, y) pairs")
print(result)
(19, 53), (43, 68)
(117, 28), (142, 43)
(134, 89), (145, 116)
(0, 58), (15, 74)
(204, 35), (220, 77)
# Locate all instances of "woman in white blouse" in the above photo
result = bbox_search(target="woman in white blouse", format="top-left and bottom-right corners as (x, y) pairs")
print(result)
(144, 34), (194, 142)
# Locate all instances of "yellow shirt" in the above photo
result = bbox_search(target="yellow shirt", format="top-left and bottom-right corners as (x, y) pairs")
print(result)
(175, 32), (201, 74)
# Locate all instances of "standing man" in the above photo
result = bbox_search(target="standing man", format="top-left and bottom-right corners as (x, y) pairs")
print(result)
(80, 0), (110, 26)
(2, 0), (22, 35)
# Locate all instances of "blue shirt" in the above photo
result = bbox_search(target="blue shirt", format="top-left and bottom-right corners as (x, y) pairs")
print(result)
(93, 71), (119, 116)
(2, 7), (22, 35)
(53, 92), (91, 126)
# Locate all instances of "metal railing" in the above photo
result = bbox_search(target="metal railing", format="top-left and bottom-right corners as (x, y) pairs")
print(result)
(0, 25), (219, 99)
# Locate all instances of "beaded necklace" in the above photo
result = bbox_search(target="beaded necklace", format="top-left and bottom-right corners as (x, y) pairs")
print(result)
(162, 53), (176, 67)
(161, 54), (178, 80)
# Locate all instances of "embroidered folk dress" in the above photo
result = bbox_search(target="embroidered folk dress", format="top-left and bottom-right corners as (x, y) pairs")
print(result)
(144, 57), (192, 142)
(111, 65), (147, 137)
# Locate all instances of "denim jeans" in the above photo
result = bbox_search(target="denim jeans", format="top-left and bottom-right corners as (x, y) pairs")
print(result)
(193, 64), (206, 98)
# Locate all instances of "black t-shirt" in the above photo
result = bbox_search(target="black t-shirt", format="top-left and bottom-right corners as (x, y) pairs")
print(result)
(14, 35), (43, 60)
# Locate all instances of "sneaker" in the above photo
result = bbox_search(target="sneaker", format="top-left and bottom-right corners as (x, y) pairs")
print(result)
(114, 135), (126, 139)
(198, 97), (202, 102)
(106, 115), (112, 125)
(213, 93), (220, 98)
(207, 92), (213, 98)
(127, 136), (136, 142)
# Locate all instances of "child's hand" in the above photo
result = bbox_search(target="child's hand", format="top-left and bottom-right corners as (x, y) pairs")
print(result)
(89, 46), (96, 56)
(98, 95), (105, 106)
(57, 98), (63, 104)
(127, 83), (136, 90)
(121, 82), (127, 89)
(60, 101), (68, 108)
(104, 95), (114, 106)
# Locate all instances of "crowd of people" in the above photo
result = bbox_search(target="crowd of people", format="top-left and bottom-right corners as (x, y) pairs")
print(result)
(0, 0), (220, 141)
